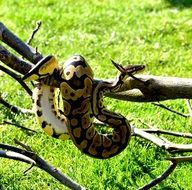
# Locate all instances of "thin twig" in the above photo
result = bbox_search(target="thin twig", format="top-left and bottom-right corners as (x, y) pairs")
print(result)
(132, 127), (170, 149)
(138, 161), (177, 190)
(0, 95), (33, 114)
(23, 163), (35, 174)
(143, 128), (192, 139)
(0, 121), (36, 134)
(138, 120), (192, 139)
(14, 138), (33, 151)
(167, 156), (192, 163)
(152, 102), (189, 117)
(0, 143), (35, 158)
(133, 127), (192, 152)
(27, 21), (42, 45)
(0, 64), (32, 96)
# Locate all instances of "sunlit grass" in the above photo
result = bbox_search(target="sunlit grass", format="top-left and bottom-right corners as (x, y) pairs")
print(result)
(0, 0), (192, 189)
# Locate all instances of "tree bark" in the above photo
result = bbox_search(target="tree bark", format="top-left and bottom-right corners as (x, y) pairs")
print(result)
(105, 75), (192, 102)
(0, 22), (43, 64)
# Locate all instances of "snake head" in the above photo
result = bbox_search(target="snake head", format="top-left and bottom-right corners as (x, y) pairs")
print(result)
(23, 55), (59, 81)
(111, 60), (145, 75)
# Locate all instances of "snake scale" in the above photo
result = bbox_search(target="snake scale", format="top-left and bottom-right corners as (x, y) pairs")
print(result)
(23, 55), (144, 159)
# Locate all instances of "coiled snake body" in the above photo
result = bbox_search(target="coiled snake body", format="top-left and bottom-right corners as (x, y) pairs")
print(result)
(23, 55), (144, 159)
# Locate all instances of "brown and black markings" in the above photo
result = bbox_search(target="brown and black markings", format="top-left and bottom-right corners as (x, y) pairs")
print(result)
(23, 54), (145, 159)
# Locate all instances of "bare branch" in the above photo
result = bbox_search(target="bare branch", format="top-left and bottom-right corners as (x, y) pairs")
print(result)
(1, 22), (192, 103)
(152, 102), (189, 117)
(138, 161), (177, 190)
(0, 22), (43, 63)
(0, 121), (36, 134)
(0, 44), (33, 75)
(0, 95), (33, 114)
(0, 64), (32, 95)
(133, 130), (192, 189)
(0, 149), (36, 164)
(133, 127), (170, 149)
(0, 143), (35, 158)
(0, 142), (86, 190)
(167, 156), (192, 163)
(133, 127), (192, 152)
(139, 156), (192, 189)
(142, 128), (192, 139)
(138, 120), (192, 138)
(105, 75), (192, 102)
(27, 21), (42, 45)
(14, 138), (34, 151)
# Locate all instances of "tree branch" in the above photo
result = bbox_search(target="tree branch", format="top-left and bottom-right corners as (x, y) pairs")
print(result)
(0, 64), (32, 95)
(138, 161), (177, 190)
(26, 21), (42, 45)
(0, 142), (86, 190)
(0, 121), (36, 134)
(0, 44), (33, 75)
(142, 128), (192, 139)
(152, 102), (189, 117)
(105, 75), (192, 102)
(1, 22), (192, 103)
(0, 95), (33, 114)
(0, 22), (43, 63)
(0, 149), (36, 164)
(133, 127), (192, 152)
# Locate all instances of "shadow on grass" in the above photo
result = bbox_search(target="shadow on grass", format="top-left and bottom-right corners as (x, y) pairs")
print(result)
(135, 159), (176, 190)
(166, 0), (192, 8)
(130, 139), (177, 189)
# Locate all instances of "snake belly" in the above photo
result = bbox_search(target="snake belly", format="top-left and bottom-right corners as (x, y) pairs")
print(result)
(33, 83), (70, 140)
(60, 55), (131, 159)
(23, 55), (70, 141)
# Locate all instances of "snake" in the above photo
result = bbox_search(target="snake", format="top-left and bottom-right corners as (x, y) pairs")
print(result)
(23, 55), (144, 159)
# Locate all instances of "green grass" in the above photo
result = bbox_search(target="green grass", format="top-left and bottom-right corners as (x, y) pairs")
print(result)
(1, 0), (192, 189)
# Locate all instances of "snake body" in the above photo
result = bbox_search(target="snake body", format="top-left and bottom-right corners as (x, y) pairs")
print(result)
(32, 83), (70, 140)
(23, 55), (144, 159)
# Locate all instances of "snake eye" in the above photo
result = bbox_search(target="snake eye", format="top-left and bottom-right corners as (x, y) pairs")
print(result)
(66, 71), (70, 75)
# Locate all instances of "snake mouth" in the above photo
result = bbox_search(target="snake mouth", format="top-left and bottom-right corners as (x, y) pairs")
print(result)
(111, 60), (145, 75)
(125, 64), (145, 74)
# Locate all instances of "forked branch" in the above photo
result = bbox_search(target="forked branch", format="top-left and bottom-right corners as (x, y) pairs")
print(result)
(0, 22), (43, 63)
(0, 141), (86, 190)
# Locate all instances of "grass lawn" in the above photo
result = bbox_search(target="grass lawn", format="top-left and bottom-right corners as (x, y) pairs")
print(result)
(1, 0), (192, 189)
